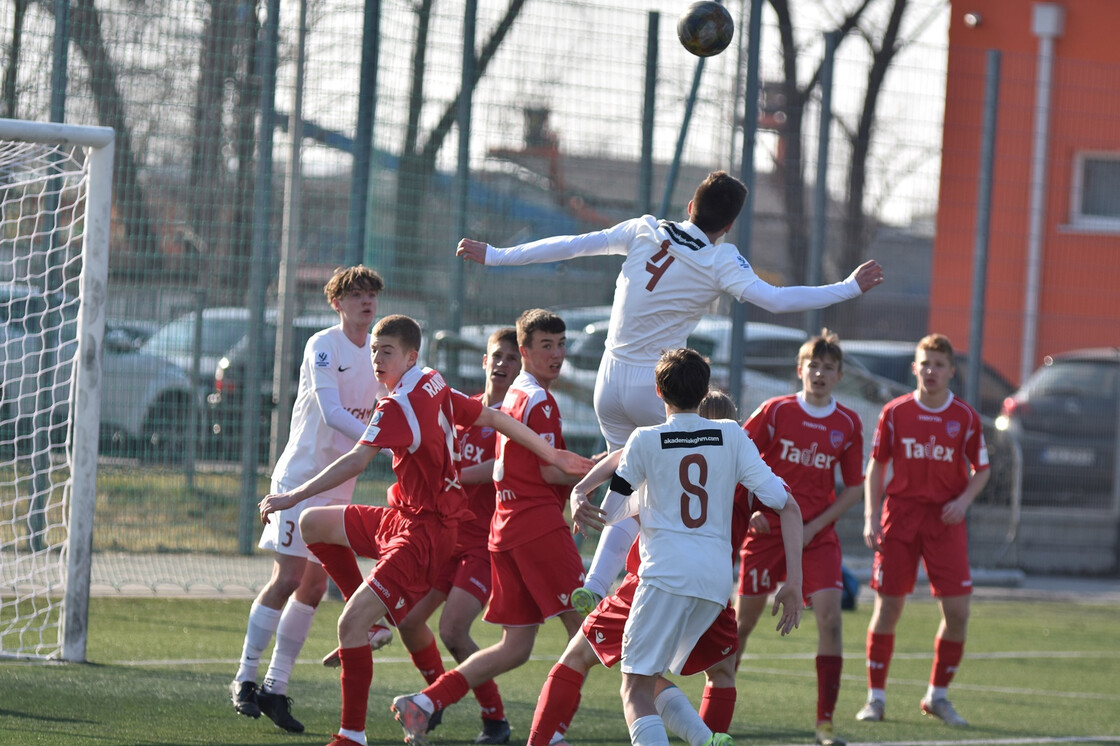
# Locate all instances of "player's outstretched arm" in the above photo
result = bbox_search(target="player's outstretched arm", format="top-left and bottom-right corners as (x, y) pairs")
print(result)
(456, 238), (488, 265)
(259, 443), (380, 522)
(474, 405), (593, 477)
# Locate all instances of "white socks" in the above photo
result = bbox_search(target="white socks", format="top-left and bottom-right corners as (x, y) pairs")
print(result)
(655, 686), (712, 746)
(338, 728), (366, 744)
(263, 598), (317, 694)
(584, 516), (640, 598)
(629, 714), (671, 746)
(235, 601), (282, 683)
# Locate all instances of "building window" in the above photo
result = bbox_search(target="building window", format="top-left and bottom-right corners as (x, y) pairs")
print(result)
(1070, 152), (1120, 232)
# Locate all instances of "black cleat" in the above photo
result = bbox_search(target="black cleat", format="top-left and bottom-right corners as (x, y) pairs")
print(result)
(426, 708), (444, 733)
(229, 680), (261, 719)
(257, 689), (305, 733)
(476, 717), (511, 745)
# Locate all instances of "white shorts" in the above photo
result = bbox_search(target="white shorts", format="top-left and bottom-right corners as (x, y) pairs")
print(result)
(258, 478), (350, 559)
(594, 356), (665, 450)
(621, 581), (723, 676)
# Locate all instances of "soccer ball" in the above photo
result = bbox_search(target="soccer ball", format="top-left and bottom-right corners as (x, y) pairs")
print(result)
(676, 1), (734, 58)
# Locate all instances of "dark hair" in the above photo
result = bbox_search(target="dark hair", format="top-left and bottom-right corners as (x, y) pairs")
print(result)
(655, 348), (710, 411)
(488, 326), (518, 350)
(698, 389), (738, 421)
(690, 171), (747, 233)
(917, 333), (955, 365)
(373, 314), (422, 353)
(516, 308), (566, 348)
(798, 328), (844, 371)
(324, 265), (384, 302)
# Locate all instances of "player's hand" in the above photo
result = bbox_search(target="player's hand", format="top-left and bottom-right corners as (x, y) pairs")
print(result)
(863, 518), (883, 552)
(941, 497), (967, 525)
(571, 499), (607, 538)
(748, 511), (770, 534)
(258, 493), (296, 524)
(851, 260), (885, 293)
(552, 449), (595, 477)
(771, 583), (803, 636)
(456, 238), (488, 264)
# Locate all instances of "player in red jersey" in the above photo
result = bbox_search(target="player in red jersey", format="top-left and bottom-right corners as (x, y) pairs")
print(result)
(258, 315), (592, 746)
(855, 334), (990, 728)
(396, 327), (521, 745)
(391, 309), (593, 746)
(736, 331), (864, 746)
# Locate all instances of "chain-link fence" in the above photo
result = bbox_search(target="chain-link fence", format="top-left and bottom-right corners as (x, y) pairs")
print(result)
(2, 0), (1117, 583)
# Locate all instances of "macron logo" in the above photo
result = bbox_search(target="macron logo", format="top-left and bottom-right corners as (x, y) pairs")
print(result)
(542, 405), (553, 419)
(595, 631), (606, 644)
(395, 598), (406, 610)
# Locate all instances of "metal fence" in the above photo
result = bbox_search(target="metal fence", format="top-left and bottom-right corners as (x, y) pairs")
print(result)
(2, 0), (1118, 580)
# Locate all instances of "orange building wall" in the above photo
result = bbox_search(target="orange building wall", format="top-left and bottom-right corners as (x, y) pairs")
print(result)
(931, 0), (1120, 385)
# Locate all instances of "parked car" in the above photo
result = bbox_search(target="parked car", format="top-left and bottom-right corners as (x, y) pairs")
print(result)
(99, 321), (207, 462)
(995, 348), (1120, 507)
(206, 312), (340, 461)
(140, 306), (255, 387)
(0, 282), (78, 447)
(840, 339), (1015, 417)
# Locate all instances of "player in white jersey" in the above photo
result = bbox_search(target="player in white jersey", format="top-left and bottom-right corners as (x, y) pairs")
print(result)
(457, 170), (884, 612)
(572, 348), (803, 746)
(230, 266), (384, 733)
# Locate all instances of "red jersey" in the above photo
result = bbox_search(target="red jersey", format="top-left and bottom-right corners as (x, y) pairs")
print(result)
(744, 394), (864, 525)
(359, 366), (483, 520)
(871, 391), (989, 505)
(456, 394), (500, 550)
(489, 371), (568, 551)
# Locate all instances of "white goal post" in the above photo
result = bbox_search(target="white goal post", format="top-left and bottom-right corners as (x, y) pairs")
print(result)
(0, 118), (113, 662)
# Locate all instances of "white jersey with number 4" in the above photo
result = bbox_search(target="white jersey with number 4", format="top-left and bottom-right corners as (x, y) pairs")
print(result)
(614, 412), (789, 604)
(484, 216), (862, 367)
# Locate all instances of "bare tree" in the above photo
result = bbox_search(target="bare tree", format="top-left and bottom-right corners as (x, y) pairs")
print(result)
(391, 0), (529, 290)
(2, 0), (31, 117)
(69, 0), (160, 271)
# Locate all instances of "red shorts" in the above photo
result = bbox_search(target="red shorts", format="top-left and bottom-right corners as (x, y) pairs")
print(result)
(344, 505), (457, 624)
(584, 573), (738, 676)
(871, 498), (971, 598)
(484, 527), (585, 626)
(738, 526), (843, 605)
(431, 543), (492, 606)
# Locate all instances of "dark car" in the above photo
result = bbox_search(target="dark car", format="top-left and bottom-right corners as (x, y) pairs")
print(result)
(207, 313), (339, 461)
(995, 347), (1120, 508)
(841, 339), (1015, 417)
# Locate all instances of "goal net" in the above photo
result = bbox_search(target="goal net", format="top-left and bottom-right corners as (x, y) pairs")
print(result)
(0, 118), (113, 662)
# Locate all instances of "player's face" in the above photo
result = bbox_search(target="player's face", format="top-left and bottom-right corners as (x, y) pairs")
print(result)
(798, 355), (841, 404)
(913, 348), (954, 397)
(519, 331), (566, 388)
(483, 340), (521, 398)
(335, 288), (379, 327)
(371, 334), (417, 388)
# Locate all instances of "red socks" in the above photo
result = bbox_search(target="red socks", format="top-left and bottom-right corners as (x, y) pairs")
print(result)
(410, 639), (445, 685)
(423, 670), (471, 712)
(931, 636), (964, 687)
(815, 655), (843, 723)
(338, 645), (373, 732)
(474, 678), (505, 721)
(699, 685), (736, 732)
(528, 663), (585, 746)
(307, 542), (364, 599)
(866, 631), (895, 691)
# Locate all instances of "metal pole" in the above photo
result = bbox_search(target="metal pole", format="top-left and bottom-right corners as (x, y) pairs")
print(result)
(659, 57), (705, 218)
(805, 30), (838, 336)
(239, 0), (281, 555)
(350, 0), (381, 267)
(728, 0), (763, 411)
(967, 50), (1000, 411)
(447, 0), (476, 388)
(272, 0), (309, 465)
(639, 11), (658, 215)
